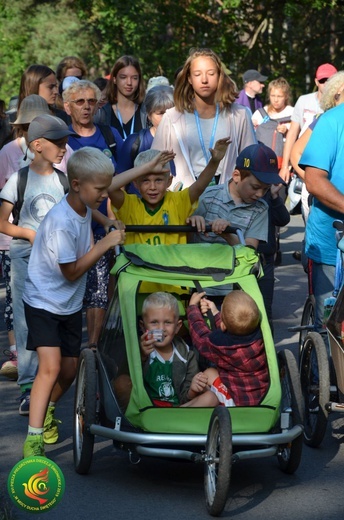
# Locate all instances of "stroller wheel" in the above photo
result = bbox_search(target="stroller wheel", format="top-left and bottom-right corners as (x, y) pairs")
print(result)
(204, 406), (232, 517)
(277, 349), (303, 474)
(300, 332), (330, 448)
(73, 348), (97, 474)
(299, 295), (315, 358)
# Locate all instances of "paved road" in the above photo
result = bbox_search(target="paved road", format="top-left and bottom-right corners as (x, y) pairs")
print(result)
(1, 214), (344, 519)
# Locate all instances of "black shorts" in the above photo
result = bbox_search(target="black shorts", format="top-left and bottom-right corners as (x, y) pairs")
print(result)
(24, 302), (82, 357)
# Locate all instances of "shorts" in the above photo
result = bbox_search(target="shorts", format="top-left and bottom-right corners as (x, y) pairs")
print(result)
(24, 302), (82, 357)
(210, 377), (235, 407)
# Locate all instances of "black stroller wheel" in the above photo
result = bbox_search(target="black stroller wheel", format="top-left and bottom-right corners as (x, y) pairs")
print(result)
(73, 348), (97, 474)
(277, 349), (303, 474)
(204, 406), (232, 517)
(300, 332), (330, 448)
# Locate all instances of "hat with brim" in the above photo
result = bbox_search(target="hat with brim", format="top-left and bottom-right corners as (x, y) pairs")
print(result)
(28, 114), (78, 142)
(12, 94), (50, 125)
(243, 69), (268, 83)
(236, 143), (286, 185)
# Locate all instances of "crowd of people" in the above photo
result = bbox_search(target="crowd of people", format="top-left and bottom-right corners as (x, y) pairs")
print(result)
(0, 49), (340, 459)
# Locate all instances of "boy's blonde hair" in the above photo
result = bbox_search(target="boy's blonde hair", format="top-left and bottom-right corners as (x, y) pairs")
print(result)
(142, 292), (180, 320)
(221, 291), (260, 335)
(134, 149), (171, 178)
(67, 146), (114, 182)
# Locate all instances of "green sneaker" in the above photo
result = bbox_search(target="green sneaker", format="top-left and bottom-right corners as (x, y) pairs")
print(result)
(23, 434), (45, 458)
(43, 406), (61, 444)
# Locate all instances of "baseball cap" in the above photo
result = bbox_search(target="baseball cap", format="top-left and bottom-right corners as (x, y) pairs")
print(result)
(28, 114), (78, 142)
(61, 76), (80, 92)
(12, 95), (50, 125)
(236, 143), (286, 185)
(316, 63), (337, 81)
(243, 69), (268, 83)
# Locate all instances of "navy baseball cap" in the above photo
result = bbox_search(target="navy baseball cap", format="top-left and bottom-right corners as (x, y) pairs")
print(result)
(236, 143), (286, 185)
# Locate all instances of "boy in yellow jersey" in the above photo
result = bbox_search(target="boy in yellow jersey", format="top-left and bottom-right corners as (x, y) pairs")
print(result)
(108, 137), (231, 245)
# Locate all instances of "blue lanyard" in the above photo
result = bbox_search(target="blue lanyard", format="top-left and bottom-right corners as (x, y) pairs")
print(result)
(116, 105), (136, 139)
(194, 103), (219, 163)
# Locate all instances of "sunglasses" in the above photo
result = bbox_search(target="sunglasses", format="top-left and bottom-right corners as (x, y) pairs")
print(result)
(318, 78), (328, 84)
(70, 98), (98, 106)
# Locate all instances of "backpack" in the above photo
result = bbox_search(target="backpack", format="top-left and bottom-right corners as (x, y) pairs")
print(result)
(97, 123), (118, 162)
(255, 108), (291, 166)
(130, 128), (147, 163)
(12, 166), (69, 225)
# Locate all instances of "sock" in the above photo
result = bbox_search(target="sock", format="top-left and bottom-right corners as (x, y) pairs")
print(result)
(9, 344), (16, 353)
(20, 383), (32, 393)
(28, 426), (44, 436)
(48, 402), (56, 408)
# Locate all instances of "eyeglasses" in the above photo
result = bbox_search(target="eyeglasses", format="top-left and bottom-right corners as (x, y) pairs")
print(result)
(69, 98), (98, 106)
(318, 78), (328, 84)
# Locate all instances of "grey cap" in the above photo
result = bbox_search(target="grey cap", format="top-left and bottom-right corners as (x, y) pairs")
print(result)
(243, 69), (268, 83)
(147, 76), (171, 91)
(28, 114), (78, 142)
(12, 94), (50, 125)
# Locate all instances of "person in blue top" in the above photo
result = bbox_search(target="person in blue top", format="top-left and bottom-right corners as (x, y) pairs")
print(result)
(300, 81), (344, 333)
(63, 79), (123, 349)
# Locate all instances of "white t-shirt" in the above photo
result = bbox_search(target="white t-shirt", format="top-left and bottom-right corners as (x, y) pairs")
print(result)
(291, 91), (322, 136)
(1, 168), (66, 258)
(23, 195), (92, 315)
(184, 111), (230, 179)
(252, 105), (294, 126)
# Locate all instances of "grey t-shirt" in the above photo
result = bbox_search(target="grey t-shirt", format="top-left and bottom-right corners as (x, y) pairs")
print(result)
(1, 168), (65, 258)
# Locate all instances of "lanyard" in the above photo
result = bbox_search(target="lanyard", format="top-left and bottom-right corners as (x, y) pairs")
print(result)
(194, 103), (219, 163)
(116, 104), (136, 139)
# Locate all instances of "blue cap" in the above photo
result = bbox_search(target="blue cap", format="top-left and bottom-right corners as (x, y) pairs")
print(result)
(235, 143), (285, 185)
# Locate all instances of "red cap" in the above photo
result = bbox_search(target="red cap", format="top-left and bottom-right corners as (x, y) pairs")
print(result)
(316, 63), (337, 81)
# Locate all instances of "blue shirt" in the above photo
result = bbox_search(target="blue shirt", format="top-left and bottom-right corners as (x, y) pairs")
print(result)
(300, 103), (344, 265)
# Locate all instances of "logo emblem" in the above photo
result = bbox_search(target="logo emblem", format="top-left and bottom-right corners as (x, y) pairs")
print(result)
(7, 457), (65, 513)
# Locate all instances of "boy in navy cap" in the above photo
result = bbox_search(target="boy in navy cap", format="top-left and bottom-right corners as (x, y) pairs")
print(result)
(188, 143), (286, 308)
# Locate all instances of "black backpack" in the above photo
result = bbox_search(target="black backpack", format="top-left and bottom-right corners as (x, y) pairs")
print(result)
(12, 166), (69, 225)
(255, 108), (291, 160)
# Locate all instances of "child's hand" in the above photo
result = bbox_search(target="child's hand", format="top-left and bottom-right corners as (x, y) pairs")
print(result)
(209, 137), (231, 162)
(211, 218), (231, 235)
(200, 297), (219, 317)
(186, 215), (206, 233)
(140, 330), (156, 360)
(189, 291), (206, 307)
(103, 229), (126, 249)
(190, 372), (208, 394)
(150, 150), (176, 174)
(104, 218), (125, 233)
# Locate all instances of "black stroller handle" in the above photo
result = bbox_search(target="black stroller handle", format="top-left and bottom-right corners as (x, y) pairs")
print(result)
(124, 225), (245, 245)
(109, 225), (246, 256)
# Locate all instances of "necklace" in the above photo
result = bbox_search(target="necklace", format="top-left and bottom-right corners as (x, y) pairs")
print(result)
(194, 103), (219, 163)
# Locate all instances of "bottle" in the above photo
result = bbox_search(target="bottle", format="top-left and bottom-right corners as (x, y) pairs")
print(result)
(323, 296), (336, 327)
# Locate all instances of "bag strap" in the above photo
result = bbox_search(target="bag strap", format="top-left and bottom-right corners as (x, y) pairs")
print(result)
(97, 123), (117, 161)
(130, 128), (146, 163)
(12, 166), (69, 225)
(258, 107), (269, 120)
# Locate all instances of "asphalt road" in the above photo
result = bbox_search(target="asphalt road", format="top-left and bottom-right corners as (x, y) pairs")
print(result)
(2, 213), (344, 520)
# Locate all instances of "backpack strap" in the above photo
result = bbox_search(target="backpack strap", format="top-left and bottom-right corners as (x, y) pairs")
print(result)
(12, 166), (69, 225)
(130, 128), (146, 163)
(258, 107), (269, 120)
(12, 166), (29, 225)
(97, 123), (117, 162)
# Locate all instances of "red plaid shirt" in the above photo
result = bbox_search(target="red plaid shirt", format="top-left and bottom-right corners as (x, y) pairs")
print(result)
(187, 306), (269, 406)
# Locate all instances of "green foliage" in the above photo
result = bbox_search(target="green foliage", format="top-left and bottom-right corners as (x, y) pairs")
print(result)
(0, 0), (344, 104)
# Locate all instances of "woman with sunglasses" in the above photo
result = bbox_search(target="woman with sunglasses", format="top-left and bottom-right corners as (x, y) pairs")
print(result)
(96, 55), (147, 139)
